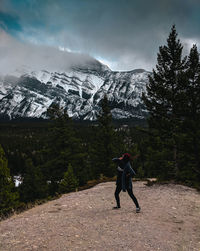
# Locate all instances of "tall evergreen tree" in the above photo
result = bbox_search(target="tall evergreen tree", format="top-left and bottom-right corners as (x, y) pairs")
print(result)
(94, 95), (116, 177)
(0, 145), (19, 216)
(181, 45), (200, 181)
(19, 158), (48, 202)
(43, 103), (74, 182)
(142, 25), (187, 178)
(42, 103), (90, 194)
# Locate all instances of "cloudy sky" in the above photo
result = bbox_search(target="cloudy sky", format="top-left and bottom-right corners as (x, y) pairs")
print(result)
(0, 0), (200, 72)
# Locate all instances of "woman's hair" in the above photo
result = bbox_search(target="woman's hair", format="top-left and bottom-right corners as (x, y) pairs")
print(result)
(123, 153), (131, 162)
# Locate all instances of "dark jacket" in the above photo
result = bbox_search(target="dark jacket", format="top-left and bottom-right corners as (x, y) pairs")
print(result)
(112, 158), (136, 191)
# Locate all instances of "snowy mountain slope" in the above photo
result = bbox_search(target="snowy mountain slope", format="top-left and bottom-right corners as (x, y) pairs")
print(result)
(0, 64), (150, 120)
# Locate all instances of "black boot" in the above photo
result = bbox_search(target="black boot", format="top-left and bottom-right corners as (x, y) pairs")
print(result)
(112, 206), (121, 209)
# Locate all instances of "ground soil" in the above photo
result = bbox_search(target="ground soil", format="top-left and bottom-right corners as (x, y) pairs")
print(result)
(0, 181), (200, 251)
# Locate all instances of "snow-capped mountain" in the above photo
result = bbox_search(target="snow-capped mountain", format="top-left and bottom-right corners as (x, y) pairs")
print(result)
(0, 62), (150, 120)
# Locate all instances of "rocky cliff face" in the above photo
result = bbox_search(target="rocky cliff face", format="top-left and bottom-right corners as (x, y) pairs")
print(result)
(0, 64), (150, 120)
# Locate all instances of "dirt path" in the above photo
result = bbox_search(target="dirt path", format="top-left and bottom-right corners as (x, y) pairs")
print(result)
(0, 181), (200, 251)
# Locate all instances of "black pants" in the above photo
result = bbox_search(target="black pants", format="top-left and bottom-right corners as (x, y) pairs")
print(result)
(114, 185), (139, 208)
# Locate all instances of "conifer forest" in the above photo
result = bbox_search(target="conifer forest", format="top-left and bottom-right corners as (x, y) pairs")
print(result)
(0, 26), (200, 217)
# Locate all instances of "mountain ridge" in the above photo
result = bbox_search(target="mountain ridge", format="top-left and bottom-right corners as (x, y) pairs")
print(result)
(0, 63), (150, 120)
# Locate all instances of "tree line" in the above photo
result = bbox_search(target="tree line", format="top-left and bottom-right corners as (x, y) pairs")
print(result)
(0, 25), (200, 218)
(0, 96), (127, 217)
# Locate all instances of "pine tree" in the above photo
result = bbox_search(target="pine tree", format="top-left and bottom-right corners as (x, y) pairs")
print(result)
(19, 158), (48, 202)
(0, 145), (19, 216)
(58, 164), (79, 193)
(94, 95), (116, 177)
(142, 25), (187, 178)
(181, 45), (200, 181)
(42, 103), (90, 193)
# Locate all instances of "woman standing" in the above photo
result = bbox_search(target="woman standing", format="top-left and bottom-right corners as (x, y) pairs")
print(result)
(112, 153), (141, 213)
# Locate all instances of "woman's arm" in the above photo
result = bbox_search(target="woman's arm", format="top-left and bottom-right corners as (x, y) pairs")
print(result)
(112, 158), (122, 166)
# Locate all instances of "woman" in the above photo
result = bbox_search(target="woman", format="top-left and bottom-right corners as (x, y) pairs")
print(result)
(112, 153), (141, 213)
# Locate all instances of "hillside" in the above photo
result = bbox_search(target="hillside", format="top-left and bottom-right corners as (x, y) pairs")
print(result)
(0, 181), (200, 251)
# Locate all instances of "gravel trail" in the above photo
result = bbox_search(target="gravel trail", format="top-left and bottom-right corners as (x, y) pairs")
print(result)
(0, 181), (200, 251)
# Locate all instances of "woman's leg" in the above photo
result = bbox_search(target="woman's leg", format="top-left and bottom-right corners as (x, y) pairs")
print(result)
(127, 188), (140, 208)
(114, 185), (122, 208)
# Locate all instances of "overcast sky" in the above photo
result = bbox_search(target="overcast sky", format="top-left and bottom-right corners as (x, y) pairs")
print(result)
(0, 0), (200, 72)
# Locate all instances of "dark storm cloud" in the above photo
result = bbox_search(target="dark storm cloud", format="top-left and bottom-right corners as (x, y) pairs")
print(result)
(0, 0), (200, 70)
(0, 29), (96, 75)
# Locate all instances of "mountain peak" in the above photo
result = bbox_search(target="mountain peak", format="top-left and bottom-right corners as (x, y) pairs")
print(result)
(72, 59), (111, 73)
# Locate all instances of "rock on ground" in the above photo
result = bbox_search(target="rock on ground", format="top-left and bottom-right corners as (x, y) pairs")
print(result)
(0, 181), (200, 251)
